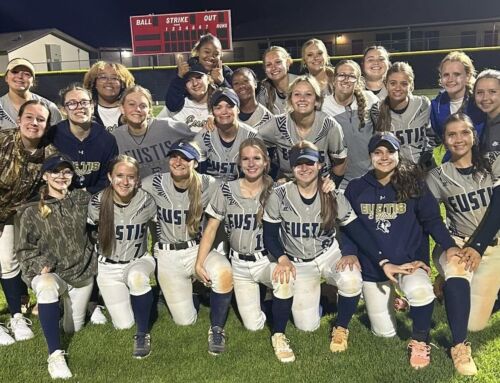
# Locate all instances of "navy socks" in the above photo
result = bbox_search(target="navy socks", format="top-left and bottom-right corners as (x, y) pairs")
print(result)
(131, 290), (153, 334)
(272, 297), (293, 334)
(210, 291), (232, 328)
(0, 274), (25, 315)
(335, 294), (360, 329)
(409, 301), (434, 343)
(38, 302), (61, 354)
(444, 278), (470, 345)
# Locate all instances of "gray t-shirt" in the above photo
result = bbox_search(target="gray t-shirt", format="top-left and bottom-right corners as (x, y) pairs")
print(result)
(0, 93), (62, 130)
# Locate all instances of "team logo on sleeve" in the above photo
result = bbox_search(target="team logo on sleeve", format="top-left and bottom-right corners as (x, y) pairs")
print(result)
(221, 183), (239, 207)
(152, 174), (170, 202)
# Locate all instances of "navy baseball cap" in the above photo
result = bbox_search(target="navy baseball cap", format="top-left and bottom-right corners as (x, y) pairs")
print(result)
(368, 133), (401, 154)
(209, 87), (240, 110)
(42, 154), (75, 173)
(289, 146), (320, 167)
(184, 57), (209, 78)
(168, 141), (201, 162)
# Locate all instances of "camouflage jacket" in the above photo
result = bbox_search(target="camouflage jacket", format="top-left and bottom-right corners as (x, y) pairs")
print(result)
(0, 129), (58, 224)
(15, 188), (97, 285)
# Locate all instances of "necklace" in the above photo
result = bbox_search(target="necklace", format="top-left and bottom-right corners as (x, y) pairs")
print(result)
(128, 124), (148, 146)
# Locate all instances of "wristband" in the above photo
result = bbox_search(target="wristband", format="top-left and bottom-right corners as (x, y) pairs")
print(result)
(379, 259), (390, 267)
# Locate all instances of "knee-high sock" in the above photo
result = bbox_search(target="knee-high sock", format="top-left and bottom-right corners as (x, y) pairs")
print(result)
(0, 274), (24, 315)
(272, 297), (292, 334)
(210, 291), (232, 328)
(335, 294), (360, 329)
(38, 302), (61, 354)
(131, 290), (153, 334)
(409, 301), (434, 343)
(444, 278), (470, 345)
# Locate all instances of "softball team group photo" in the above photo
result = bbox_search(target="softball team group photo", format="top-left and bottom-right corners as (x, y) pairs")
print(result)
(0, 33), (499, 381)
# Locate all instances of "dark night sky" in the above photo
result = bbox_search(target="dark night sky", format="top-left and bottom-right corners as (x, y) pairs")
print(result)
(0, 0), (497, 48)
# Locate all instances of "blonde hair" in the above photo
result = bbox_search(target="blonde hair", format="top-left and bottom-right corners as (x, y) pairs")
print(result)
(261, 46), (293, 111)
(120, 85), (153, 120)
(439, 51), (476, 95)
(286, 75), (323, 113)
(38, 185), (52, 218)
(98, 155), (140, 257)
(83, 61), (135, 101)
(334, 60), (368, 129)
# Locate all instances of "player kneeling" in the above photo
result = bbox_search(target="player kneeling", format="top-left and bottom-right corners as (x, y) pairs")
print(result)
(142, 140), (233, 355)
(196, 138), (295, 362)
(88, 155), (157, 359)
(17, 155), (97, 379)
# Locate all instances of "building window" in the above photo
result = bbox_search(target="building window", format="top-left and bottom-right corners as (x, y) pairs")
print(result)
(484, 30), (499, 46)
(411, 31), (424, 51)
(425, 31), (440, 50)
(352, 39), (364, 54)
(392, 32), (407, 52)
(258, 42), (269, 58)
(233, 46), (245, 62)
(375, 33), (391, 47)
(461, 31), (476, 47)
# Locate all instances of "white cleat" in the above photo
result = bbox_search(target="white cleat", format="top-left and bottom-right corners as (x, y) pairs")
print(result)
(0, 323), (15, 346)
(48, 350), (73, 380)
(8, 313), (34, 341)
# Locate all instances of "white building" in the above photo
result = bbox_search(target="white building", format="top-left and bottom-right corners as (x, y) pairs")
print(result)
(0, 28), (96, 72)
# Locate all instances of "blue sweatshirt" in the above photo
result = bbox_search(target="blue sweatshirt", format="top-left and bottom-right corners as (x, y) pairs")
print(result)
(344, 170), (455, 282)
(48, 120), (118, 194)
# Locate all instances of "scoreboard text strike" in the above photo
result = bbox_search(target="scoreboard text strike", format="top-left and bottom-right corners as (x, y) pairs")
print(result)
(130, 10), (232, 55)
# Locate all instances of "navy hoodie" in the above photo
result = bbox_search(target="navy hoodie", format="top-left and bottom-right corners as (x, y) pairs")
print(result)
(48, 120), (118, 194)
(344, 170), (455, 282)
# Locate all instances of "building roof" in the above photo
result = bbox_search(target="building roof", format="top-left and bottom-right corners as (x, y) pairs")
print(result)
(233, 2), (500, 40)
(0, 28), (96, 53)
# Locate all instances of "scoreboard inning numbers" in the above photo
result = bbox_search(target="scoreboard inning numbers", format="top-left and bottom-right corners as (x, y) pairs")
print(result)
(130, 10), (232, 55)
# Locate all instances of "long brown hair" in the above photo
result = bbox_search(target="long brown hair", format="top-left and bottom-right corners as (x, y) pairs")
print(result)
(444, 113), (491, 181)
(334, 60), (368, 129)
(98, 155), (139, 256)
(292, 141), (337, 232)
(238, 137), (273, 225)
(375, 62), (415, 132)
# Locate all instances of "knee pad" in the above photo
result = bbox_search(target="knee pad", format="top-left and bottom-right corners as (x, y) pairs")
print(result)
(405, 284), (435, 307)
(337, 271), (363, 297)
(443, 257), (473, 282)
(211, 265), (233, 294)
(34, 274), (60, 304)
(272, 281), (293, 300)
(127, 271), (151, 296)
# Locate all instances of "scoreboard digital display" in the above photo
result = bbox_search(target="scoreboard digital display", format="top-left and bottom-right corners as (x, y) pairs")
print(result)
(130, 10), (232, 56)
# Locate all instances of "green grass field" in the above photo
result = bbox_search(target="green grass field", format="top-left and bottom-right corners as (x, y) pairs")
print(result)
(1, 88), (499, 382)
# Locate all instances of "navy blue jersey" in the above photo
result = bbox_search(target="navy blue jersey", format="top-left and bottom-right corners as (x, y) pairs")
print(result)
(344, 170), (455, 282)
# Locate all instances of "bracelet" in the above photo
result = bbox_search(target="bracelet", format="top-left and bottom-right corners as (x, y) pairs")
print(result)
(379, 259), (390, 267)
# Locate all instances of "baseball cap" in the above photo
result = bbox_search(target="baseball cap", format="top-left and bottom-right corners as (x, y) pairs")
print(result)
(6, 58), (35, 77)
(42, 154), (75, 173)
(168, 141), (201, 162)
(289, 146), (320, 167)
(209, 87), (240, 110)
(184, 57), (209, 78)
(368, 133), (401, 154)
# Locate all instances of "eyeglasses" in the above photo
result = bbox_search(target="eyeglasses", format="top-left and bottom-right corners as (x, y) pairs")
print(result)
(336, 74), (358, 83)
(96, 75), (121, 83)
(48, 170), (74, 178)
(64, 100), (92, 110)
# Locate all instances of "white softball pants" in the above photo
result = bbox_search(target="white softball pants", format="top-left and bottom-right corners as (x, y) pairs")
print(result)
(362, 268), (435, 337)
(434, 237), (500, 332)
(97, 254), (155, 330)
(291, 243), (363, 332)
(155, 244), (232, 326)
(231, 254), (292, 331)
(0, 225), (20, 279)
(31, 273), (93, 333)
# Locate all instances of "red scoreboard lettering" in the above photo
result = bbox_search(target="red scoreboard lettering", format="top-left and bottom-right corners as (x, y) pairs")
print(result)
(130, 10), (232, 55)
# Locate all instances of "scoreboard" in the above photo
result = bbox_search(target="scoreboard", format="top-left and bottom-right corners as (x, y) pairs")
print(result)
(130, 10), (232, 56)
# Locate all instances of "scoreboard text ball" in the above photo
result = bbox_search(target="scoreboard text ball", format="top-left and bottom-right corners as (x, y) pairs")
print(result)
(130, 10), (232, 55)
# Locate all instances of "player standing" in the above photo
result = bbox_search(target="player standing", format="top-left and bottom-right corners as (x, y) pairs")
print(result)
(361, 46), (390, 100)
(344, 132), (461, 369)
(83, 61), (135, 131)
(17, 155), (96, 379)
(88, 155), (157, 359)
(258, 75), (347, 181)
(257, 46), (298, 114)
(0, 58), (62, 130)
(195, 137), (295, 362)
(474, 69), (500, 155)
(300, 39), (335, 96)
(321, 60), (379, 188)
(0, 100), (57, 346)
(113, 85), (195, 177)
(142, 140), (233, 355)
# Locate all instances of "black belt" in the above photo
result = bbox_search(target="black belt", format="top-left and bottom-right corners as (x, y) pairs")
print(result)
(229, 249), (268, 262)
(455, 235), (499, 247)
(158, 238), (200, 251)
(287, 249), (327, 263)
(98, 255), (134, 264)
